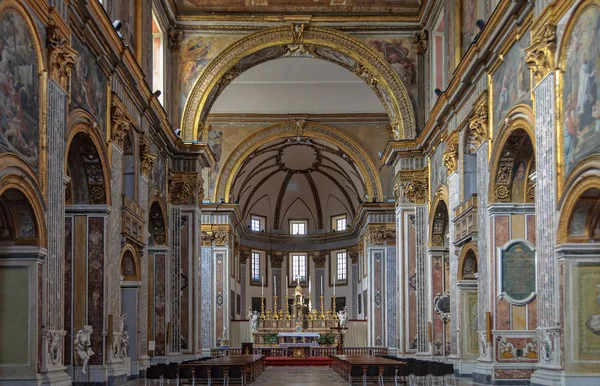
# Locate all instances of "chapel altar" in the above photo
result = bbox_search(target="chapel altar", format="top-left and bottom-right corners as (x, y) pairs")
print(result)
(250, 281), (347, 349)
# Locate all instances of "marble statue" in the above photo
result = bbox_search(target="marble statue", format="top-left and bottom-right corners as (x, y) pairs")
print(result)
(337, 306), (348, 328)
(250, 311), (259, 334)
(223, 325), (228, 340)
(74, 325), (94, 374)
(119, 313), (127, 333)
(121, 331), (129, 357)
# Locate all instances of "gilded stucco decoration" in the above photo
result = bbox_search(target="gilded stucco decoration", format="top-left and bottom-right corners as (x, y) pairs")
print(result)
(212, 226), (229, 246)
(111, 96), (135, 149)
(312, 252), (326, 268)
(467, 97), (489, 152)
(139, 137), (156, 177)
(168, 171), (203, 206)
(412, 30), (428, 55)
(393, 168), (428, 205)
(215, 121), (382, 204)
(443, 135), (459, 175)
(47, 26), (77, 90)
(180, 25), (416, 142)
(430, 196), (448, 247)
(525, 23), (556, 84)
(491, 128), (533, 202)
(348, 246), (359, 264)
(365, 225), (395, 245)
(271, 253), (284, 269)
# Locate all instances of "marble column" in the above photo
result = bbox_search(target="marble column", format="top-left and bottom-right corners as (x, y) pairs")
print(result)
(531, 73), (562, 380)
(447, 171), (460, 357)
(386, 246), (398, 351)
(200, 245), (212, 355)
(415, 204), (430, 355)
(137, 168), (151, 372)
(168, 206), (182, 355)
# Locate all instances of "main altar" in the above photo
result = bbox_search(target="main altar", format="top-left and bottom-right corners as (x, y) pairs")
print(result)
(249, 281), (347, 356)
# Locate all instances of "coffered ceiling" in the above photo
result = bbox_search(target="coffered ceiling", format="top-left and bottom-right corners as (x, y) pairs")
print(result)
(175, 0), (425, 17)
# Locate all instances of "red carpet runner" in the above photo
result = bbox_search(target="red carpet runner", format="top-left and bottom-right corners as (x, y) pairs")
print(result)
(265, 356), (332, 367)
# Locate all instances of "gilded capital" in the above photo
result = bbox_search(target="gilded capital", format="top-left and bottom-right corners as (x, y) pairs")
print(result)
(393, 168), (428, 205)
(168, 171), (203, 206)
(348, 246), (359, 265)
(168, 29), (183, 52)
(139, 138), (156, 178)
(468, 100), (489, 150)
(312, 253), (326, 268)
(443, 136), (459, 175)
(525, 24), (556, 84)
(271, 253), (284, 269)
(412, 30), (428, 55)
(47, 26), (77, 90)
(365, 225), (395, 245)
(111, 96), (134, 149)
(213, 226), (230, 246)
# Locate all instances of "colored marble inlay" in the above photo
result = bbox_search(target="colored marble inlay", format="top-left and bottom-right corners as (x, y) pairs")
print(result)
(155, 253), (166, 356)
(64, 217), (72, 365)
(87, 217), (104, 365)
(181, 220), (189, 349)
(216, 252), (224, 342)
(373, 249), (383, 346)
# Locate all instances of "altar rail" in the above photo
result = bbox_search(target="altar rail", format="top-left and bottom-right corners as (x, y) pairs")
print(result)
(210, 346), (388, 358)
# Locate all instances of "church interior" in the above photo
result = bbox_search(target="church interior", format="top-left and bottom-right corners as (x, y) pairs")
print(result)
(1, 0), (600, 385)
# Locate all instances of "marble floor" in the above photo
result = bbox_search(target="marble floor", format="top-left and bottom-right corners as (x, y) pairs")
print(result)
(126, 366), (486, 386)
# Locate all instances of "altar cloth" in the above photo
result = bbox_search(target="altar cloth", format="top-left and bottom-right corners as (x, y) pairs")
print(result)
(278, 332), (320, 338)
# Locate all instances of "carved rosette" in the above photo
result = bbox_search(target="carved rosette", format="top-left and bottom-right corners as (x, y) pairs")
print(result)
(168, 171), (203, 206)
(443, 138), (459, 175)
(526, 24), (556, 84)
(412, 30), (428, 55)
(168, 29), (183, 52)
(111, 97), (134, 149)
(365, 225), (395, 245)
(312, 253), (326, 268)
(140, 138), (156, 177)
(47, 26), (76, 90)
(271, 253), (284, 269)
(468, 100), (489, 150)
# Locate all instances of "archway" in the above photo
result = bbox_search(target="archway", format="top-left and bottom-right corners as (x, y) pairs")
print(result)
(180, 25), (416, 141)
(119, 245), (141, 375)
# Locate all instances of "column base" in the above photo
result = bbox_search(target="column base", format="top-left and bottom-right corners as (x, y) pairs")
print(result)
(473, 362), (493, 384)
(456, 359), (477, 376)
(68, 362), (128, 386)
(0, 375), (44, 386)
(136, 355), (150, 379)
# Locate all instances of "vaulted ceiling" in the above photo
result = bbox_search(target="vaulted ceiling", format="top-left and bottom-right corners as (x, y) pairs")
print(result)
(232, 135), (367, 234)
(175, 0), (425, 16)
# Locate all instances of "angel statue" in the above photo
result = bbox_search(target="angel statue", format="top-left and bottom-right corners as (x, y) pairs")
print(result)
(74, 325), (94, 374)
(250, 311), (259, 334)
(337, 306), (348, 329)
(121, 331), (129, 357)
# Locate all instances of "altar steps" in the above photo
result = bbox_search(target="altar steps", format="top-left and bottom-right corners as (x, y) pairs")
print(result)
(265, 356), (332, 367)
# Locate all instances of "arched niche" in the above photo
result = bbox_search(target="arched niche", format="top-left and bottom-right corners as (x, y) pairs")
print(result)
(122, 131), (137, 200)
(489, 107), (536, 204)
(149, 199), (167, 246)
(180, 25), (416, 141)
(458, 243), (479, 281)
(120, 245), (140, 282)
(65, 123), (110, 206)
(429, 187), (450, 248)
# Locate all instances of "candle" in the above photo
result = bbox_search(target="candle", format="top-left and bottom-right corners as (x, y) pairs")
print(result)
(333, 278), (336, 296)
(261, 276), (264, 296)
(321, 276), (323, 296)
(274, 276), (277, 296)
(309, 276), (311, 296)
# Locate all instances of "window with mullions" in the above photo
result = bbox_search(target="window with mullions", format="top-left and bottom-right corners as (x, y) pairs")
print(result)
(290, 220), (307, 235)
(291, 254), (307, 283)
(251, 252), (260, 283)
(336, 251), (347, 281)
(251, 218), (261, 232)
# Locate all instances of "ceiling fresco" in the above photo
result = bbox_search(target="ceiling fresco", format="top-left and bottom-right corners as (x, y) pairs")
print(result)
(176, 0), (424, 16)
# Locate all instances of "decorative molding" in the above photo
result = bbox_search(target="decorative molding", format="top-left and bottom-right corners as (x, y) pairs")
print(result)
(290, 23), (305, 43)
(393, 168), (428, 205)
(348, 245), (358, 264)
(412, 30), (428, 55)
(312, 252), (326, 268)
(46, 26), (76, 90)
(365, 224), (395, 245)
(271, 253), (284, 269)
(139, 137), (156, 177)
(525, 23), (556, 84)
(168, 171), (203, 206)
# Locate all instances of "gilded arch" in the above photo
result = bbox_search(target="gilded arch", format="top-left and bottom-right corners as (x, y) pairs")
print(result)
(120, 244), (141, 282)
(458, 242), (479, 280)
(429, 186), (449, 248)
(149, 192), (168, 246)
(488, 105), (536, 203)
(180, 25), (416, 141)
(0, 155), (47, 248)
(215, 121), (383, 204)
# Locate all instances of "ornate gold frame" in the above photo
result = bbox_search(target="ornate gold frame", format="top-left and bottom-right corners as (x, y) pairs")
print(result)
(457, 241), (479, 281)
(214, 120), (383, 203)
(428, 185), (449, 248)
(120, 243), (142, 282)
(180, 25), (416, 141)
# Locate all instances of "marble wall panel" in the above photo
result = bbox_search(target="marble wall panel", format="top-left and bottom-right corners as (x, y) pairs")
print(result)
(155, 253), (166, 356)
(494, 369), (534, 379)
(181, 220), (189, 349)
(386, 246), (397, 348)
(64, 217), (73, 365)
(216, 252), (224, 342)
(373, 249), (383, 346)
(87, 216), (104, 365)
(407, 214), (417, 351)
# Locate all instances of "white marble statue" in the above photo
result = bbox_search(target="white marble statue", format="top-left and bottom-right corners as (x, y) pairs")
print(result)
(74, 325), (94, 374)
(337, 306), (348, 328)
(250, 311), (259, 334)
(121, 331), (129, 357)
(222, 325), (229, 340)
(585, 284), (600, 336)
(119, 313), (127, 332)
